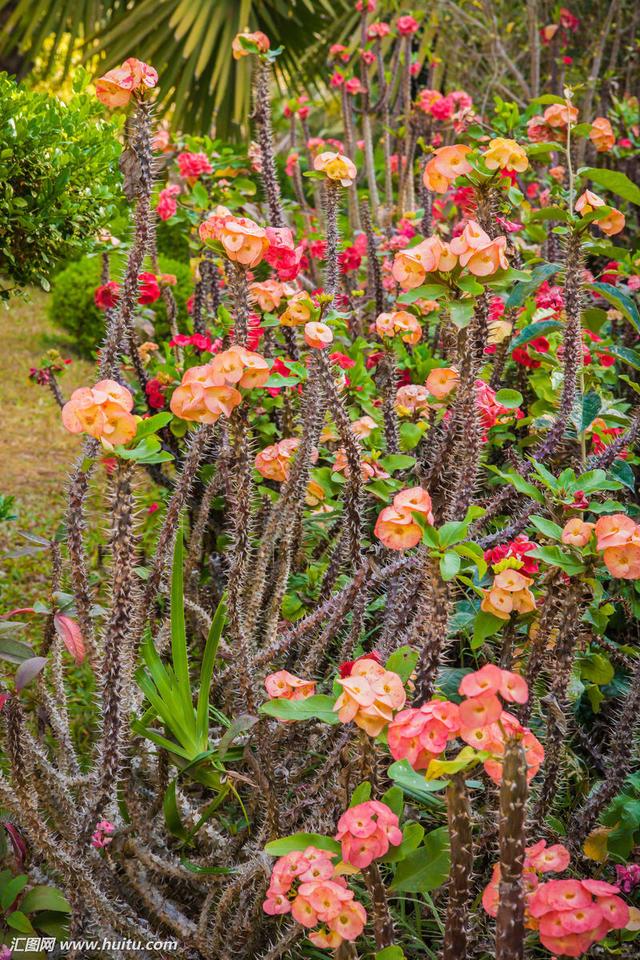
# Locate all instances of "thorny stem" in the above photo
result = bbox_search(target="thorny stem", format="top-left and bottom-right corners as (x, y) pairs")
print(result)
(443, 773), (473, 960)
(253, 59), (284, 228)
(364, 860), (394, 949)
(496, 737), (528, 960)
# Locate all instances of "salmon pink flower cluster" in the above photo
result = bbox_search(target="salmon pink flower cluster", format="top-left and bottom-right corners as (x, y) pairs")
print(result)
(313, 152), (357, 187)
(375, 309), (422, 344)
(575, 191), (625, 237)
(528, 878), (629, 957)
(391, 220), (508, 289)
(456, 666), (544, 783)
(62, 380), (137, 447)
(264, 670), (316, 701)
(263, 846), (366, 950)
(480, 568), (536, 620)
(594, 513), (640, 579)
(482, 839), (571, 920)
(449, 221), (509, 277)
(388, 699), (461, 769)
(170, 347), (269, 424)
(199, 211), (269, 267)
(334, 657), (406, 736)
(255, 438), (310, 483)
(95, 57), (158, 108)
(392, 235), (457, 289)
(423, 144), (472, 193)
(335, 800), (403, 868)
(374, 486), (434, 550)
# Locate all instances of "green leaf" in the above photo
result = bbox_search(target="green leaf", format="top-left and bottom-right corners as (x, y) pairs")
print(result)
(385, 646), (418, 683)
(217, 715), (256, 761)
(529, 545), (586, 575)
(487, 467), (545, 503)
(0, 874), (28, 910)
(6, 910), (35, 934)
(387, 760), (448, 803)
(381, 822), (424, 864)
(579, 167), (640, 205)
(440, 551), (461, 581)
(586, 284), (640, 332)
(450, 300), (475, 329)
(527, 206), (571, 223)
(579, 392), (602, 433)
(375, 948), (406, 960)
(163, 780), (191, 842)
(495, 389), (523, 409)
(579, 652), (614, 686)
(265, 834), (341, 857)
(20, 886), (70, 914)
(390, 827), (450, 893)
(456, 276), (484, 295)
(607, 345), (640, 371)
(509, 319), (563, 348)
(438, 521), (468, 548)
(610, 459), (635, 492)
(426, 746), (483, 780)
(132, 412), (173, 441)
(472, 611), (504, 648)
(196, 598), (226, 742)
(379, 454), (416, 473)
(349, 781), (372, 807)
(529, 516), (563, 540)
(259, 694), (340, 725)
(397, 283), (449, 305)
(380, 785), (404, 818)
(453, 542), (488, 578)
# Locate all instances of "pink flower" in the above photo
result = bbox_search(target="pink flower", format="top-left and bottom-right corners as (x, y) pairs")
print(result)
(156, 183), (181, 220)
(345, 77), (364, 96)
(177, 152), (212, 180)
(264, 227), (303, 281)
(374, 486), (434, 551)
(594, 513), (637, 549)
(367, 21), (391, 39)
(91, 819), (116, 849)
(255, 438), (307, 483)
(95, 58), (158, 108)
(305, 321), (334, 349)
(336, 801), (403, 868)
(388, 700), (461, 769)
(265, 670), (316, 701)
(62, 381), (137, 447)
(396, 15), (419, 35)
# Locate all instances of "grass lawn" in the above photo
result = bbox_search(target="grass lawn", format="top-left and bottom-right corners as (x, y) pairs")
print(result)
(0, 290), (95, 613)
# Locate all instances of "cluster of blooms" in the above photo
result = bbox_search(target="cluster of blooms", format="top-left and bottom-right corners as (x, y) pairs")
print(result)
(334, 656), (406, 736)
(91, 819), (115, 850)
(333, 448), (388, 482)
(255, 437), (311, 482)
(177, 152), (213, 180)
(156, 183), (181, 220)
(62, 380), (137, 446)
(199, 208), (269, 268)
(336, 800), (403, 868)
(616, 863), (640, 894)
(484, 534), (539, 575)
(95, 57), (158, 108)
(375, 309), (422, 344)
(374, 486), (434, 551)
(263, 227), (304, 281)
(527, 102), (579, 142)
(392, 219), (508, 289)
(145, 377), (167, 410)
(575, 190), (625, 237)
(566, 513), (640, 579)
(486, 851), (629, 959)
(590, 116), (615, 152)
(264, 670), (316, 701)
(388, 699), (461, 769)
(480, 567), (536, 620)
(416, 89), (473, 126)
(313, 152), (357, 187)
(263, 846), (366, 950)
(475, 380), (523, 437)
(170, 346), (269, 424)
(94, 272), (168, 311)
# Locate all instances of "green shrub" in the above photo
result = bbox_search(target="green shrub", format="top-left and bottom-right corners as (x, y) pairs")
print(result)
(0, 73), (121, 295)
(156, 217), (191, 262)
(49, 255), (194, 358)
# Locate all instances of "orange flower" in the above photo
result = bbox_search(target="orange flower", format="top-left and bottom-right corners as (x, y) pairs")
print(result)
(228, 346), (270, 388)
(603, 543), (640, 580)
(255, 438), (304, 482)
(481, 569), (536, 620)
(351, 415), (378, 438)
(374, 487), (433, 551)
(482, 138), (529, 173)
(561, 518), (594, 547)
(170, 369), (242, 424)
(392, 236), (455, 290)
(543, 102), (579, 129)
(265, 670), (315, 700)
(395, 384), (430, 416)
(232, 31), (270, 59)
(589, 117), (615, 153)
(280, 291), (314, 326)
(249, 279), (284, 312)
(465, 237), (508, 277)
(313, 152), (357, 187)
(426, 366), (459, 399)
(207, 215), (269, 268)
(597, 208), (625, 237)
(62, 380), (137, 446)
(334, 658), (406, 736)
(423, 145), (472, 193)
(304, 321), (333, 349)
(549, 165), (565, 182)
(575, 190), (604, 215)
(95, 58), (158, 109)
(375, 310), (422, 345)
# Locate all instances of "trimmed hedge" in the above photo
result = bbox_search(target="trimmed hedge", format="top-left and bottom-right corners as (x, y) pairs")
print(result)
(49, 255), (193, 358)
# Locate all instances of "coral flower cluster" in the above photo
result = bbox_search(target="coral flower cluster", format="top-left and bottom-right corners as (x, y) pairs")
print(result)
(375, 309), (422, 344)
(334, 657), (406, 736)
(388, 699), (461, 769)
(374, 486), (434, 550)
(423, 144), (472, 193)
(62, 380), (137, 446)
(594, 513), (640, 579)
(456, 665), (544, 783)
(335, 800), (403, 868)
(480, 567), (537, 620)
(575, 191), (625, 237)
(263, 846), (366, 950)
(392, 220), (508, 289)
(199, 209), (270, 267)
(255, 437), (308, 482)
(170, 346), (269, 423)
(484, 842), (630, 958)
(264, 670), (316, 701)
(95, 57), (158, 108)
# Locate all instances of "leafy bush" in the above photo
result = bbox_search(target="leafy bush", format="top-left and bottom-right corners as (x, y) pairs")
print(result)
(49, 254), (193, 357)
(0, 73), (121, 294)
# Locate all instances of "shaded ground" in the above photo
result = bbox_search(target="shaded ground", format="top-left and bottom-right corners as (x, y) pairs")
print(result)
(0, 291), (94, 610)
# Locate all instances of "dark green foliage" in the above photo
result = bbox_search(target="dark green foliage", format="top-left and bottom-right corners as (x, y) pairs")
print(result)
(0, 74), (120, 294)
(49, 255), (193, 357)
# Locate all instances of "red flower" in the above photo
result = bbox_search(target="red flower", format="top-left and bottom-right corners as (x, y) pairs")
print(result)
(338, 246), (362, 274)
(264, 227), (304, 281)
(339, 650), (383, 678)
(396, 15), (419, 35)
(137, 273), (161, 305)
(330, 351), (355, 369)
(177, 152), (212, 179)
(145, 378), (166, 410)
(94, 281), (120, 310)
